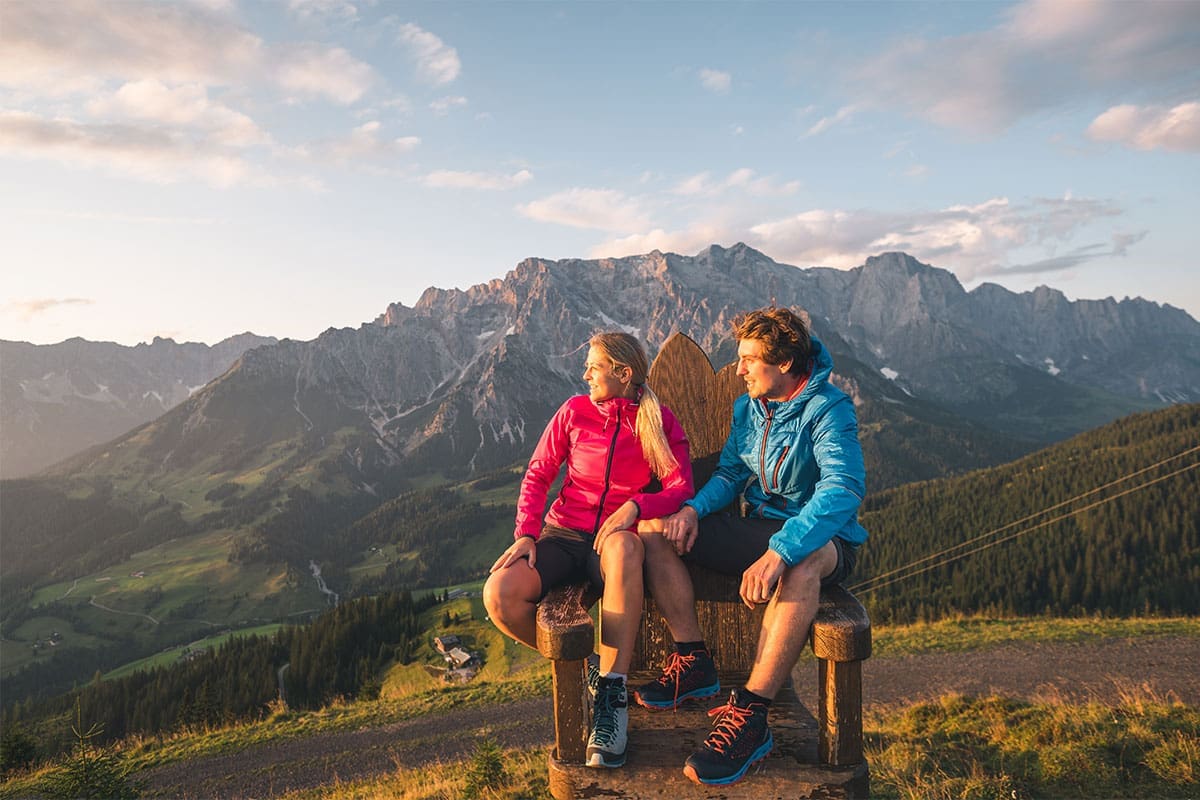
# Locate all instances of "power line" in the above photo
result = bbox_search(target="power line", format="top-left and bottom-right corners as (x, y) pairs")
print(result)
(850, 445), (1200, 596)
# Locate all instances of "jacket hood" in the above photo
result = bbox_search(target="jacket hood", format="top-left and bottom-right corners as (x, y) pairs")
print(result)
(753, 335), (834, 422)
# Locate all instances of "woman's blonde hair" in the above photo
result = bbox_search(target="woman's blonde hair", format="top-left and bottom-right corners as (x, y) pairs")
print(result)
(589, 332), (679, 479)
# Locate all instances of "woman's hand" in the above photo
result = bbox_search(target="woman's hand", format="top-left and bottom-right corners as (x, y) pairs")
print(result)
(490, 535), (537, 573)
(594, 501), (638, 554)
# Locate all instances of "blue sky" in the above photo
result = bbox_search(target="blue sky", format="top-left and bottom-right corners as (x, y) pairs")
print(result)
(2, 0), (1198, 346)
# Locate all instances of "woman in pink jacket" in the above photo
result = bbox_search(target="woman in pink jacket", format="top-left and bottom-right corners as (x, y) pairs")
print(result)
(484, 331), (693, 769)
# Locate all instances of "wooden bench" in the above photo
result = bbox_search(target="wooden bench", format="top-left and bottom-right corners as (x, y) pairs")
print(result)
(536, 332), (871, 799)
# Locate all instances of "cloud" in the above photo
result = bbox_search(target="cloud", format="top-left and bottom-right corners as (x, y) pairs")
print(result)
(698, 68), (731, 94)
(672, 169), (800, 198)
(86, 79), (269, 146)
(429, 95), (469, 115)
(295, 121), (419, 164)
(806, 105), (857, 137)
(518, 188), (652, 232)
(852, 0), (1200, 133)
(397, 23), (461, 85)
(0, 109), (275, 187)
(1087, 102), (1200, 152)
(287, 0), (359, 23)
(4, 297), (93, 321)
(581, 191), (1134, 285)
(0, 0), (375, 103)
(423, 168), (532, 190)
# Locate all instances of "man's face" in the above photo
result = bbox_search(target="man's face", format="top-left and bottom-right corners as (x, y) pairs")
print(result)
(736, 338), (793, 400)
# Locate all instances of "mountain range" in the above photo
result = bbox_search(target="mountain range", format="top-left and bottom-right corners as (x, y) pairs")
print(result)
(1, 333), (276, 478)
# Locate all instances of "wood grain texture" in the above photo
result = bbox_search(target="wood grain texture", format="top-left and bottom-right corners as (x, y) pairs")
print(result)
(818, 659), (864, 766)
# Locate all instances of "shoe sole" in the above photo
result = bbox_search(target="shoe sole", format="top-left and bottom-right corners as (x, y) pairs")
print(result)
(585, 751), (627, 768)
(634, 682), (721, 710)
(681, 733), (773, 785)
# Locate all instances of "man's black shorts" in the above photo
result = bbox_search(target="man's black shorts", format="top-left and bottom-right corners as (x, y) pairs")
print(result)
(528, 524), (603, 601)
(686, 511), (856, 587)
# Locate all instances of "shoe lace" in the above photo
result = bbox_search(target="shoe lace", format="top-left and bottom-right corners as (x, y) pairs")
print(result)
(703, 700), (756, 755)
(653, 652), (697, 708)
(591, 684), (622, 745)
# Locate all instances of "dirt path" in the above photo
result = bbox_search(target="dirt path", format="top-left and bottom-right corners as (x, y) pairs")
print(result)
(138, 636), (1200, 798)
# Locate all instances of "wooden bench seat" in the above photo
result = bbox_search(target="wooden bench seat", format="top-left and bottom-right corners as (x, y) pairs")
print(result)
(536, 333), (871, 799)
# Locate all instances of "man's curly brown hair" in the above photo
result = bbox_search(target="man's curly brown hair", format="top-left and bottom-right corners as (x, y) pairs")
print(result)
(732, 307), (812, 376)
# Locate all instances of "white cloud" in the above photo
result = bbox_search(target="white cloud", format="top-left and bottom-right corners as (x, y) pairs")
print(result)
(0, 0), (375, 104)
(273, 43), (373, 104)
(853, 0), (1200, 133)
(86, 80), (269, 147)
(397, 23), (461, 85)
(698, 68), (731, 94)
(3, 297), (94, 321)
(0, 109), (277, 188)
(518, 188), (652, 232)
(1087, 102), (1200, 152)
(287, 0), (359, 23)
(672, 169), (799, 197)
(806, 105), (857, 137)
(590, 224), (731, 259)
(295, 121), (420, 164)
(430, 95), (469, 115)
(423, 169), (532, 190)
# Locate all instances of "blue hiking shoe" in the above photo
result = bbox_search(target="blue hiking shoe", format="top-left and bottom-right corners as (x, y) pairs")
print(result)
(683, 691), (773, 785)
(634, 650), (720, 710)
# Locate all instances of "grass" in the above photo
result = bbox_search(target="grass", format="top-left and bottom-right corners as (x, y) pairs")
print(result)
(3, 616), (1196, 800)
(103, 624), (283, 680)
(868, 614), (1200, 658)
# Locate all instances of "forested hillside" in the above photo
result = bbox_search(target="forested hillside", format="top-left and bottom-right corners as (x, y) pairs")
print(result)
(856, 403), (1200, 623)
(1, 591), (433, 757)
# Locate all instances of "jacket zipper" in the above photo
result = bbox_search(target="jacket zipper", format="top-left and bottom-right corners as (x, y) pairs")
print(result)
(593, 405), (622, 535)
(758, 403), (774, 495)
(771, 445), (790, 491)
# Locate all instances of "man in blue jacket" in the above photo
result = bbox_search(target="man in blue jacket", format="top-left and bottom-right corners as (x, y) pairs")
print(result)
(635, 306), (868, 786)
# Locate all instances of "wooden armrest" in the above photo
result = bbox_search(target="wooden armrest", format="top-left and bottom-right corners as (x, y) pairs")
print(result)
(811, 584), (871, 662)
(536, 582), (598, 661)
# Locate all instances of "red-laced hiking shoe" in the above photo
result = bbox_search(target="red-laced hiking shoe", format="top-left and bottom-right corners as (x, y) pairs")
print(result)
(633, 650), (720, 710)
(682, 692), (773, 785)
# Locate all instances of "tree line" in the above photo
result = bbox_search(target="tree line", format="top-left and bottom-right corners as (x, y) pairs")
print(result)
(1, 590), (435, 767)
(854, 403), (1200, 623)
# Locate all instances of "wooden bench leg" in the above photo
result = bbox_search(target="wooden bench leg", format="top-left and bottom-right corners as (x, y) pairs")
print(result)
(551, 658), (588, 763)
(818, 657), (864, 766)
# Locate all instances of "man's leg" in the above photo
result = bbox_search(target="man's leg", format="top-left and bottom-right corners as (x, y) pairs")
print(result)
(744, 540), (839, 699)
(482, 562), (542, 649)
(634, 531), (720, 709)
(683, 540), (839, 786)
(639, 532), (703, 643)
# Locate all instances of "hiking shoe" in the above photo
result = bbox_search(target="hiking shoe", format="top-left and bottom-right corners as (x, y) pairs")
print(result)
(585, 652), (600, 698)
(633, 650), (720, 709)
(586, 676), (628, 768)
(683, 691), (773, 785)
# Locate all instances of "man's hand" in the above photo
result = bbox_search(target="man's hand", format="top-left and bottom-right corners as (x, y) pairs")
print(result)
(490, 535), (536, 573)
(740, 549), (786, 608)
(662, 505), (700, 555)
(595, 501), (638, 554)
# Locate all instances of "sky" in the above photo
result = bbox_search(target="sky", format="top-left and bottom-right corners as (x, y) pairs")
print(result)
(2, 0), (1198, 347)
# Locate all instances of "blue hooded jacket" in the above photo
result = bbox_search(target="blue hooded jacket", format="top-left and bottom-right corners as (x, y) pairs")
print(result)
(685, 336), (868, 566)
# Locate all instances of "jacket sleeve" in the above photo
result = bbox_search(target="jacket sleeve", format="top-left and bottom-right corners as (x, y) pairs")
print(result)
(768, 395), (866, 566)
(514, 400), (572, 539)
(630, 407), (694, 519)
(685, 400), (753, 518)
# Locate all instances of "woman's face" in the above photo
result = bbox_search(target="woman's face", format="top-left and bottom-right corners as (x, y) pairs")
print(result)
(583, 346), (630, 402)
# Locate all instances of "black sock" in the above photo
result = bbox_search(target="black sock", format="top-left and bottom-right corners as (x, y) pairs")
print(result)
(676, 640), (706, 656)
(735, 687), (772, 709)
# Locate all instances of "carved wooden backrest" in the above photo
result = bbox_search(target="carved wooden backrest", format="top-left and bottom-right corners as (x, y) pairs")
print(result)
(629, 332), (765, 672)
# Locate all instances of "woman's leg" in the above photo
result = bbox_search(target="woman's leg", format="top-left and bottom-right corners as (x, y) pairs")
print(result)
(482, 560), (543, 649)
(597, 529), (645, 675)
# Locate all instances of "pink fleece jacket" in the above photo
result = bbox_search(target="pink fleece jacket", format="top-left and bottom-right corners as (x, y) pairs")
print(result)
(514, 393), (693, 539)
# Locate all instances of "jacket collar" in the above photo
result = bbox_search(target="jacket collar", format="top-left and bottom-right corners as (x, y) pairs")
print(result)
(752, 336), (833, 420)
